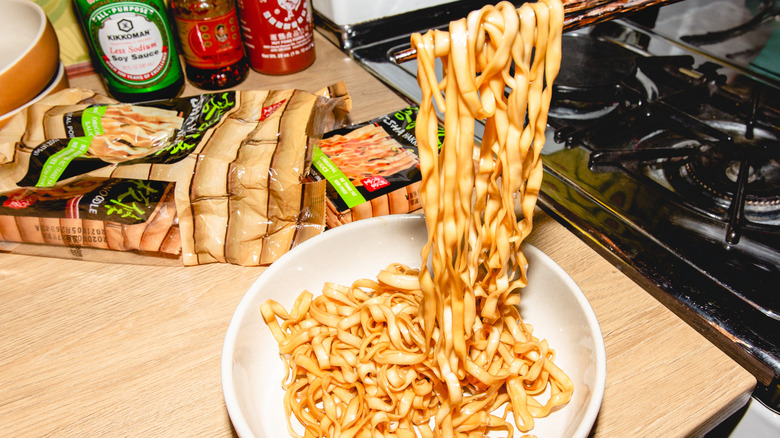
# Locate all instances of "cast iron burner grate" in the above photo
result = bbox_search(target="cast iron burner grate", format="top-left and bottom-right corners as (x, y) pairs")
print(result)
(550, 33), (780, 246)
(549, 35), (640, 120)
(666, 120), (780, 231)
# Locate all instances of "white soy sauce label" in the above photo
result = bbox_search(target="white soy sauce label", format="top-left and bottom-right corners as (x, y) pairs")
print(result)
(91, 3), (169, 84)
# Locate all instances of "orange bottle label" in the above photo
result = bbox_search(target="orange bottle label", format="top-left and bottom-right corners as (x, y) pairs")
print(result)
(175, 11), (244, 69)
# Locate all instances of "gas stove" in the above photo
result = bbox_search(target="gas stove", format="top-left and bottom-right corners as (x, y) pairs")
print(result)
(543, 23), (780, 322)
(537, 17), (780, 431)
(314, 0), (780, 422)
(539, 20), (780, 390)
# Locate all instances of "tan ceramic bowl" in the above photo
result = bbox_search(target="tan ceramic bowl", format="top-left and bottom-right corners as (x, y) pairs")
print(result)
(0, 61), (68, 130)
(0, 0), (60, 116)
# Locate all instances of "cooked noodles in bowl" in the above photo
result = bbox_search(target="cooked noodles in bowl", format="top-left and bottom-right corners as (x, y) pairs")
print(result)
(221, 215), (606, 437)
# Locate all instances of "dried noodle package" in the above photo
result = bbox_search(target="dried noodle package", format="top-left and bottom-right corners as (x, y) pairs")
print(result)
(309, 106), (443, 228)
(0, 85), (351, 265)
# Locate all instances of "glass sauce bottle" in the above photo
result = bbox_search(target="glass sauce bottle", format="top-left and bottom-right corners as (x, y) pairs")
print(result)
(73, 0), (185, 102)
(171, 0), (249, 90)
(236, 0), (316, 75)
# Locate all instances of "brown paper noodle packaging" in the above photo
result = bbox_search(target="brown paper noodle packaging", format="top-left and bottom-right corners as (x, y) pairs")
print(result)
(0, 85), (351, 265)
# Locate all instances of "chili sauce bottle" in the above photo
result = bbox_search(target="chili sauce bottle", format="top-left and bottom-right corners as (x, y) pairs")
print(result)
(171, 0), (249, 90)
(73, 0), (185, 102)
(236, 0), (316, 75)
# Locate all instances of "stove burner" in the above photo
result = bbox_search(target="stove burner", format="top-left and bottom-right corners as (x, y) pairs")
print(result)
(663, 121), (780, 226)
(555, 35), (638, 94)
(550, 35), (638, 120)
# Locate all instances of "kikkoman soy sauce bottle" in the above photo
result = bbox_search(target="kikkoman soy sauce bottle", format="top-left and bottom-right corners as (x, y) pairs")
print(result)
(170, 0), (249, 89)
(73, 0), (185, 102)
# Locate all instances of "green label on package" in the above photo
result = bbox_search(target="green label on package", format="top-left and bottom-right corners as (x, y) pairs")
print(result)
(36, 138), (92, 187)
(312, 146), (366, 208)
(81, 105), (107, 137)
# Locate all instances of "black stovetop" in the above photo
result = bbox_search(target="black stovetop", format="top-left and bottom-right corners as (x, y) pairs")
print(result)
(544, 24), (780, 320)
(534, 22), (780, 399)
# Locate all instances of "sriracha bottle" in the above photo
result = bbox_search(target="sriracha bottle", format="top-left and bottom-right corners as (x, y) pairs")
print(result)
(236, 0), (316, 75)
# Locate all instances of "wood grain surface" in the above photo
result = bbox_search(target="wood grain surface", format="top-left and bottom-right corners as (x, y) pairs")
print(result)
(0, 31), (754, 437)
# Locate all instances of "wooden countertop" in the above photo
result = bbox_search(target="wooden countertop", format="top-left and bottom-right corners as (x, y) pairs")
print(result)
(1, 31), (754, 437)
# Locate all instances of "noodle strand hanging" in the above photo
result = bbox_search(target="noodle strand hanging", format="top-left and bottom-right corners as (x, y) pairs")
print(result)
(261, 1), (572, 436)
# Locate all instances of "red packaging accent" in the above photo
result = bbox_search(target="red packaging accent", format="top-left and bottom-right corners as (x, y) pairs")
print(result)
(175, 11), (245, 69)
(236, 0), (316, 75)
(361, 176), (391, 192)
(67, 196), (83, 219)
(4, 197), (34, 209)
(259, 99), (287, 121)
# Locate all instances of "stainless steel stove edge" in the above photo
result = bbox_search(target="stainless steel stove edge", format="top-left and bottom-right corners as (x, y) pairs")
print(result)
(539, 164), (780, 410)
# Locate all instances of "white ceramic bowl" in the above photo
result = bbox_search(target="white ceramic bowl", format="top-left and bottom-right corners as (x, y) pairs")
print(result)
(222, 214), (606, 438)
